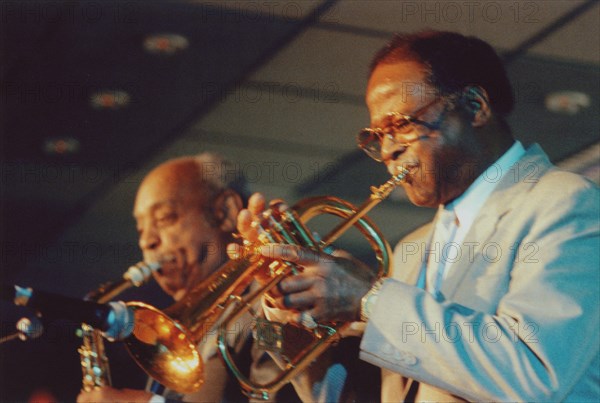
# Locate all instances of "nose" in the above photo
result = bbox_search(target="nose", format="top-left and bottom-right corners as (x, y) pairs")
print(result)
(380, 134), (405, 163)
(138, 224), (160, 252)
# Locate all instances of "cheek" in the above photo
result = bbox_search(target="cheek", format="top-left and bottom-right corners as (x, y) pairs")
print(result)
(158, 223), (204, 264)
(411, 144), (440, 184)
(179, 219), (221, 261)
(404, 182), (439, 208)
(158, 229), (183, 250)
(403, 146), (443, 206)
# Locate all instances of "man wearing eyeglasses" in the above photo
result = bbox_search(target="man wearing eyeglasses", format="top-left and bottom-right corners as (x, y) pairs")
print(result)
(232, 31), (599, 401)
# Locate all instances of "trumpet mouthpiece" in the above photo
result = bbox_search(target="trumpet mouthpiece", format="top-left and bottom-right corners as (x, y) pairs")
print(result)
(124, 261), (162, 286)
(392, 167), (410, 183)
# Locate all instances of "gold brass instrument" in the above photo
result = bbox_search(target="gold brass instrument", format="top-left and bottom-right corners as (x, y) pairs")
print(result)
(217, 170), (408, 399)
(119, 169), (407, 397)
(78, 261), (160, 391)
(79, 324), (111, 392)
(122, 248), (262, 392)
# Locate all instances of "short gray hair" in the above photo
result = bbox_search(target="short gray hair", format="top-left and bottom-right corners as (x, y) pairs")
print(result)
(191, 152), (249, 204)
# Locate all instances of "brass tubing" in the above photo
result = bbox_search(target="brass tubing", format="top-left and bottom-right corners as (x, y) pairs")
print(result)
(217, 170), (408, 400)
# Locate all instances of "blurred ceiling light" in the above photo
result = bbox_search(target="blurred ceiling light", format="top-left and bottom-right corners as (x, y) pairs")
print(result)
(89, 90), (131, 110)
(545, 91), (591, 115)
(143, 33), (189, 55)
(43, 137), (80, 155)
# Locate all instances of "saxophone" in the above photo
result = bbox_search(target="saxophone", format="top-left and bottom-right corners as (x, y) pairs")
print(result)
(78, 261), (160, 391)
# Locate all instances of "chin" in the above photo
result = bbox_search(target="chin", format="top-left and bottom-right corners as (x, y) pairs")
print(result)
(159, 280), (183, 299)
(405, 188), (439, 208)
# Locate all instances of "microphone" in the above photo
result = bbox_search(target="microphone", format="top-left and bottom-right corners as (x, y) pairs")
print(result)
(1, 284), (134, 341)
(0, 317), (44, 345)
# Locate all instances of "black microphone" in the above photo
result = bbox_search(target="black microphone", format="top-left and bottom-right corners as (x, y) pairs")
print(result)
(1, 284), (134, 341)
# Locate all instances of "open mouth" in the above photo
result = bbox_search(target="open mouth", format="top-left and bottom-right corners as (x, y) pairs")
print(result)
(391, 162), (418, 181)
(159, 254), (177, 263)
(152, 253), (177, 275)
(404, 163), (419, 175)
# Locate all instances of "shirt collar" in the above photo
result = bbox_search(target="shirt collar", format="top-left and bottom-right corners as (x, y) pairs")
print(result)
(444, 140), (525, 229)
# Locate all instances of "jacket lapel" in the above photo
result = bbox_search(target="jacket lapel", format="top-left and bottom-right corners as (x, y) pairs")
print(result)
(440, 144), (553, 300)
(394, 222), (433, 286)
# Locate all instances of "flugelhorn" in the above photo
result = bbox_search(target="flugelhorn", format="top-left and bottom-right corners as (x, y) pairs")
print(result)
(118, 169), (407, 397)
(217, 169), (408, 399)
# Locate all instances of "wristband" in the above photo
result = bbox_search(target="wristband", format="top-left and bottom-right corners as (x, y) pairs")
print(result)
(148, 394), (166, 403)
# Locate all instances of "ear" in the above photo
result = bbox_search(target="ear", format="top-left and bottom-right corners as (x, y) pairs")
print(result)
(212, 189), (243, 233)
(462, 86), (492, 128)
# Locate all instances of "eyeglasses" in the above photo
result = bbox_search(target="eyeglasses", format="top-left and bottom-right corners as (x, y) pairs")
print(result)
(357, 97), (448, 162)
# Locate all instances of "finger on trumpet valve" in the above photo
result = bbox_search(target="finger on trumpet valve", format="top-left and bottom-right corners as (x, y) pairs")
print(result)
(268, 198), (288, 209)
(298, 312), (318, 330)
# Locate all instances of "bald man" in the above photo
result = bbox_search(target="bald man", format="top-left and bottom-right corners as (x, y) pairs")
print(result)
(78, 153), (294, 402)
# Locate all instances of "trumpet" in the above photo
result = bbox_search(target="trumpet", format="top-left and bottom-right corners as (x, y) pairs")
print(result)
(119, 169), (408, 397)
(217, 170), (408, 399)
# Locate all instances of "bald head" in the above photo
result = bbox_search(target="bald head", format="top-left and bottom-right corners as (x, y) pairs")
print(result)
(133, 154), (243, 300)
(134, 158), (211, 223)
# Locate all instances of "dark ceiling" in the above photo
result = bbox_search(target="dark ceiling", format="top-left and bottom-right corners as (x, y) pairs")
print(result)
(1, 0), (331, 274)
(1, 0), (599, 400)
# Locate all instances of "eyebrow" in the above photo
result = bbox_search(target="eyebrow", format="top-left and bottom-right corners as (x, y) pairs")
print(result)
(379, 97), (442, 127)
(383, 113), (406, 125)
(133, 199), (178, 220)
(372, 112), (410, 131)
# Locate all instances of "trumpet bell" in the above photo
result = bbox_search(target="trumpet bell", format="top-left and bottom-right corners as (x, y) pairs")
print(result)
(124, 302), (204, 393)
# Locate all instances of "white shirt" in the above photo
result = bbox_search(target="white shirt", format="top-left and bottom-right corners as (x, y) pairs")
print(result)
(448, 140), (526, 247)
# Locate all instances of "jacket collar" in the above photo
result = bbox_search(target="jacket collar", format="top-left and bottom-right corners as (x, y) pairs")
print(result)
(438, 144), (553, 299)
